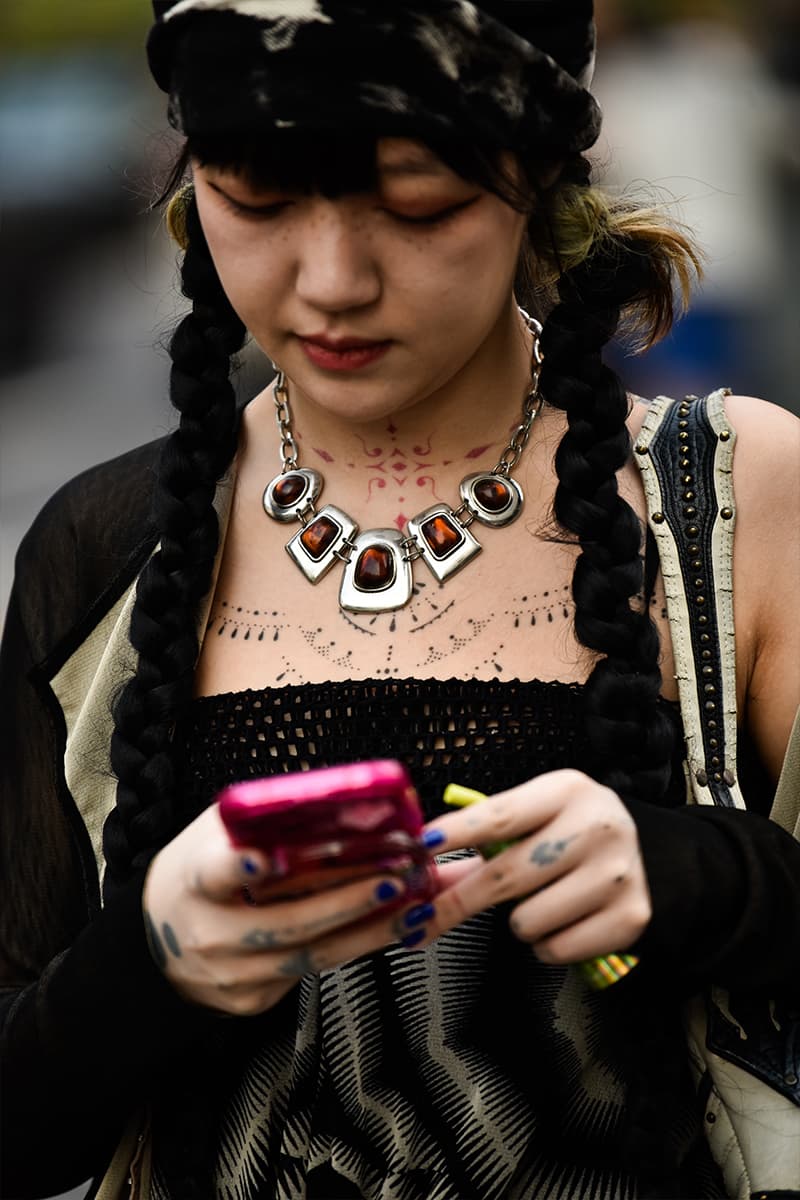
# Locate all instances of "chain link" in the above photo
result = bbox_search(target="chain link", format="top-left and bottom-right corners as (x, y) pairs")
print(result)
(492, 312), (545, 477)
(273, 371), (299, 470)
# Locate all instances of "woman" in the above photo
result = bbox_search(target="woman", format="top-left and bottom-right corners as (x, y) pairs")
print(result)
(2, 2), (798, 1198)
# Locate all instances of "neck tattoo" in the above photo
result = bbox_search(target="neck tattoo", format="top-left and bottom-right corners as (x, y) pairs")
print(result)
(262, 310), (544, 615)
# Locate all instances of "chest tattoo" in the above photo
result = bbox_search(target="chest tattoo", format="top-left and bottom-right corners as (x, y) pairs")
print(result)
(206, 585), (577, 682)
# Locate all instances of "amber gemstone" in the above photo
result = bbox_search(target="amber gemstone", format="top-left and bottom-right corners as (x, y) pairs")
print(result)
(420, 514), (463, 559)
(300, 516), (340, 560)
(354, 544), (395, 590)
(473, 477), (511, 513)
(273, 473), (307, 507)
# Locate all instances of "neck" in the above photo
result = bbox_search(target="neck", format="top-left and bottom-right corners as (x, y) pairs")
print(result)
(243, 301), (537, 523)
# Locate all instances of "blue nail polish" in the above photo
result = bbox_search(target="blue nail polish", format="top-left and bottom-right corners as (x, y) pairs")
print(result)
(422, 829), (446, 850)
(242, 857), (259, 876)
(375, 880), (400, 902)
(401, 929), (426, 949)
(403, 903), (435, 930)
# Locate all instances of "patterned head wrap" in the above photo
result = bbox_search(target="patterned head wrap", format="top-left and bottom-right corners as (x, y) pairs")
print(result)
(147, 1), (601, 158)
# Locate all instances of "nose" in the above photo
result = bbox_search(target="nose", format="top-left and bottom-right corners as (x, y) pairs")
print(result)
(294, 200), (382, 314)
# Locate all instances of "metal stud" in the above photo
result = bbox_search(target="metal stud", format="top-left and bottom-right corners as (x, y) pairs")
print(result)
(723, 769), (736, 787)
(696, 768), (708, 786)
(719, 430), (731, 442)
(652, 512), (664, 524)
(720, 506), (733, 520)
(635, 443), (648, 455)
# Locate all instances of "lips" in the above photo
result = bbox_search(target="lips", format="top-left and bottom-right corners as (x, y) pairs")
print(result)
(298, 334), (393, 372)
(302, 334), (388, 351)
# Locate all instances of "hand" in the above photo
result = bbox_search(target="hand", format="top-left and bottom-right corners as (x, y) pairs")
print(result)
(413, 769), (652, 965)
(142, 803), (433, 1016)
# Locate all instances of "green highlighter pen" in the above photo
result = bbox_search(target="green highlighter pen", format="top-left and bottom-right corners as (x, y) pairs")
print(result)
(443, 783), (639, 990)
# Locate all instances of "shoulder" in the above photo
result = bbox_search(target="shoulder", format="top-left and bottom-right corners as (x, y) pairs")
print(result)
(13, 437), (167, 661)
(716, 396), (798, 774)
(721, 393), (800, 507)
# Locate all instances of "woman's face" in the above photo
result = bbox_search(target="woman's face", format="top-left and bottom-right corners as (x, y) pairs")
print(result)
(192, 138), (529, 424)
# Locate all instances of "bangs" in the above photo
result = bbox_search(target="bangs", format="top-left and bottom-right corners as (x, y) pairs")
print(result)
(167, 125), (532, 213)
(188, 128), (382, 199)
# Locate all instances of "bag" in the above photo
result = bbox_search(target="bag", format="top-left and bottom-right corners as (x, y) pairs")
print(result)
(94, 1109), (151, 1200)
(639, 391), (800, 1199)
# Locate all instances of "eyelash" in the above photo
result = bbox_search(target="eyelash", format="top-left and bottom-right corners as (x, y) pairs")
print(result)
(217, 193), (474, 226)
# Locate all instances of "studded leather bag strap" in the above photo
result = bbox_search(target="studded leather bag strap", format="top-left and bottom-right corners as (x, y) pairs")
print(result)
(635, 389), (745, 811)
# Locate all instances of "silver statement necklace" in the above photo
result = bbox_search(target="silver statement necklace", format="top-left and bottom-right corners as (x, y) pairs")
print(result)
(262, 311), (544, 615)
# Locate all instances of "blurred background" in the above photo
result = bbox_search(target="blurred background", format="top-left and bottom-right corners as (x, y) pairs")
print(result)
(0, 1), (797, 1197)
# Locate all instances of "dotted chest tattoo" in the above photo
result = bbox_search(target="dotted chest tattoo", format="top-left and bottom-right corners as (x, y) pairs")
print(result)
(206, 584), (577, 683)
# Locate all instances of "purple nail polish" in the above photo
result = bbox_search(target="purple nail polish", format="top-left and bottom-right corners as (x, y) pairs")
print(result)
(401, 929), (426, 949)
(422, 829), (446, 850)
(241, 857), (260, 876)
(375, 880), (400, 902)
(403, 903), (435, 930)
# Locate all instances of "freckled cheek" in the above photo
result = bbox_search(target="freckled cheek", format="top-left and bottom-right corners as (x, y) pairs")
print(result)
(207, 241), (289, 333)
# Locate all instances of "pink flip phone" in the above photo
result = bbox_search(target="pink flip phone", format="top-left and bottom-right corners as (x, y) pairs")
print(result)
(218, 760), (437, 901)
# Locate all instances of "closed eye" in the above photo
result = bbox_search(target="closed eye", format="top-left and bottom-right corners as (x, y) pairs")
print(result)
(388, 198), (478, 226)
(221, 196), (291, 218)
(209, 183), (290, 218)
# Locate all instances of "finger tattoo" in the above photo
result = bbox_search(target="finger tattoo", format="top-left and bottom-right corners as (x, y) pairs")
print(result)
(162, 922), (182, 957)
(279, 948), (317, 978)
(242, 929), (280, 950)
(529, 835), (577, 867)
(144, 911), (167, 970)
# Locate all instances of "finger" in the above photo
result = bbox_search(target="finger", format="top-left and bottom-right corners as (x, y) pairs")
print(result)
(422, 770), (596, 856)
(531, 900), (650, 966)
(286, 893), (440, 975)
(506, 865), (614, 945)
(190, 807), (278, 902)
(420, 823), (583, 936)
(223, 872), (411, 954)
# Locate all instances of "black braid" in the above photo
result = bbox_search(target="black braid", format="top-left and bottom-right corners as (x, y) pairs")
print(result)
(539, 176), (676, 804)
(103, 196), (246, 896)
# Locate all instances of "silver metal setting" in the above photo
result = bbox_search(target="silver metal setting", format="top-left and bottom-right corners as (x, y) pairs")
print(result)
(286, 505), (357, 584)
(406, 505), (482, 583)
(339, 529), (413, 613)
(265, 311), (543, 612)
(459, 472), (524, 527)
(262, 469), (322, 523)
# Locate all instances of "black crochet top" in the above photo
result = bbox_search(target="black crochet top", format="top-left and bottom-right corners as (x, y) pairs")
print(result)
(150, 677), (724, 1200)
